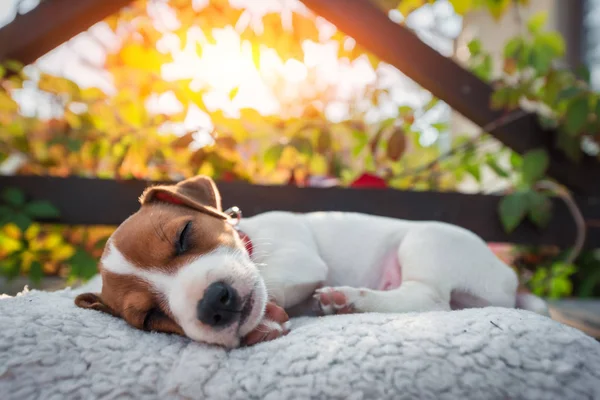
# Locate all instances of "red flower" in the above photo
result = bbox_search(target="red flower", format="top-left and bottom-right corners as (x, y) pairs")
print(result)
(350, 173), (388, 189)
(221, 171), (236, 182)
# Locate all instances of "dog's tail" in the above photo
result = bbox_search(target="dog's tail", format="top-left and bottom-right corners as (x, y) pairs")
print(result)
(515, 285), (549, 316)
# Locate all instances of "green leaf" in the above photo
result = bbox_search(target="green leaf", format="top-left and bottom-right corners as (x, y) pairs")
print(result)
(398, 105), (414, 116)
(0, 205), (11, 217)
(465, 163), (481, 182)
(491, 87), (510, 109)
(290, 136), (313, 157)
(556, 127), (583, 162)
(486, 155), (509, 178)
(530, 45), (554, 75)
(575, 65), (591, 84)
(472, 54), (493, 82)
(29, 261), (44, 284)
(556, 86), (584, 104)
(94, 236), (110, 250)
(1, 187), (25, 207)
(467, 39), (482, 56)
(23, 201), (61, 219)
(4, 60), (24, 73)
(0, 65), (5, 79)
(431, 122), (449, 132)
(0, 257), (20, 280)
(565, 96), (590, 136)
(263, 144), (284, 170)
(549, 276), (572, 299)
(529, 33), (565, 75)
(504, 37), (525, 59)
(498, 191), (529, 233)
(527, 191), (553, 229)
(536, 32), (565, 57)
(352, 130), (369, 157)
(521, 148), (549, 185)
(509, 152), (522, 169)
(577, 268), (600, 298)
(527, 11), (547, 34)
(68, 248), (98, 280)
(8, 212), (32, 231)
(66, 138), (83, 152)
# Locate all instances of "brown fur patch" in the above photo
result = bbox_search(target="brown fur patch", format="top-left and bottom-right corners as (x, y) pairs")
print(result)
(75, 176), (242, 337)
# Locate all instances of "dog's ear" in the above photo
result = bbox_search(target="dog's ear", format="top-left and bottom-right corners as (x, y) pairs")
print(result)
(74, 293), (117, 316)
(140, 176), (226, 219)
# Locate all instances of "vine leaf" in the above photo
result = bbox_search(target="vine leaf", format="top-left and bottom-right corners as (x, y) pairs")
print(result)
(263, 144), (284, 170)
(521, 149), (549, 185)
(565, 96), (590, 136)
(527, 191), (553, 229)
(498, 191), (529, 233)
(1, 187), (25, 207)
(23, 201), (61, 219)
(29, 261), (44, 284)
(527, 11), (547, 35)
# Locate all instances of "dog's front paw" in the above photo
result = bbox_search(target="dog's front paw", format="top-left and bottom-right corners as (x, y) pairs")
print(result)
(243, 302), (290, 346)
(313, 286), (360, 315)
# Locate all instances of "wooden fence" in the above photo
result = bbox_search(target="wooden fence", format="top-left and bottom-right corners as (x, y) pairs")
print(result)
(2, 175), (599, 249)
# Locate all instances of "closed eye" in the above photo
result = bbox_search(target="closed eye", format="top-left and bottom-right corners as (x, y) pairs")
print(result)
(143, 308), (164, 331)
(175, 220), (192, 256)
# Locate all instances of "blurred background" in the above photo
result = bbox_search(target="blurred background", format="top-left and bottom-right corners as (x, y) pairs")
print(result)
(0, 0), (599, 319)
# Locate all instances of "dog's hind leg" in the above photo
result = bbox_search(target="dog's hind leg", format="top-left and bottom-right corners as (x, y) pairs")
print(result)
(314, 280), (450, 315)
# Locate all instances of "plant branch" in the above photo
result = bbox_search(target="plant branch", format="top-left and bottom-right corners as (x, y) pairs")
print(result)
(394, 109), (529, 179)
(534, 180), (586, 265)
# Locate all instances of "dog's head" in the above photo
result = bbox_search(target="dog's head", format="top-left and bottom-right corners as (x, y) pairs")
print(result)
(74, 176), (267, 348)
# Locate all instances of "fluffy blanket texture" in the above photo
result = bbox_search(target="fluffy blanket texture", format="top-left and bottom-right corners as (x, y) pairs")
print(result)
(1, 276), (599, 400)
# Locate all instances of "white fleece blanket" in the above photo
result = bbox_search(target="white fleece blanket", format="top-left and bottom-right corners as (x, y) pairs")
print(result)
(1, 276), (599, 400)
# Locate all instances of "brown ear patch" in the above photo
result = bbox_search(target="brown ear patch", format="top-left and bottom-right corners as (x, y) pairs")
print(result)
(140, 176), (228, 220)
(74, 293), (117, 317)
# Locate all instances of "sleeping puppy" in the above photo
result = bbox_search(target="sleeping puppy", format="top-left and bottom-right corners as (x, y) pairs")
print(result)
(75, 175), (548, 348)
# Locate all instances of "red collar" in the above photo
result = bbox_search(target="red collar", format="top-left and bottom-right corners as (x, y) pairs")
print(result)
(237, 230), (253, 258)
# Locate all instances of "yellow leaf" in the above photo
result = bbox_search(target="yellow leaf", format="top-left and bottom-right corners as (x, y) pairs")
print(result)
(38, 73), (80, 97)
(81, 87), (106, 101)
(449, 0), (473, 15)
(485, 0), (511, 19)
(105, 15), (119, 31)
(24, 223), (41, 241)
(228, 87), (239, 101)
(120, 43), (163, 72)
(396, 0), (425, 16)
(43, 233), (63, 250)
(50, 244), (75, 261)
(197, 161), (215, 177)
(21, 250), (36, 272)
(65, 111), (82, 129)
(118, 101), (145, 128)
(2, 223), (22, 240)
(309, 154), (328, 175)
(0, 235), (23, 254)
(0, 91), (18, 112)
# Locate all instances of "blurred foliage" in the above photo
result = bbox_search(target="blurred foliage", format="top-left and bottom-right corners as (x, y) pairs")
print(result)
(513, 245), (600, 299)
(0, 187), (109, 284)
(0, 0), (598, 298)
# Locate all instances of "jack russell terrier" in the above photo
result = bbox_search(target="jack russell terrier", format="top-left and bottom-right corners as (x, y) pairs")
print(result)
(75, 175), (548, 348)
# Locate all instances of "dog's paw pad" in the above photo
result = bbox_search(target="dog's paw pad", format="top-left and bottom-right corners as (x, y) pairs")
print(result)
(313, 287), (356, 315)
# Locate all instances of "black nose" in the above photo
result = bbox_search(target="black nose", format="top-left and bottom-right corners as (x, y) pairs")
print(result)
(197, 282), (240, 327)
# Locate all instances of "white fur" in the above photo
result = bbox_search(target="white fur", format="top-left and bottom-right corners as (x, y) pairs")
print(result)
(102, 242), (267, 348)
(104, 210), (547, 347)
(237, 211), (546, 316)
